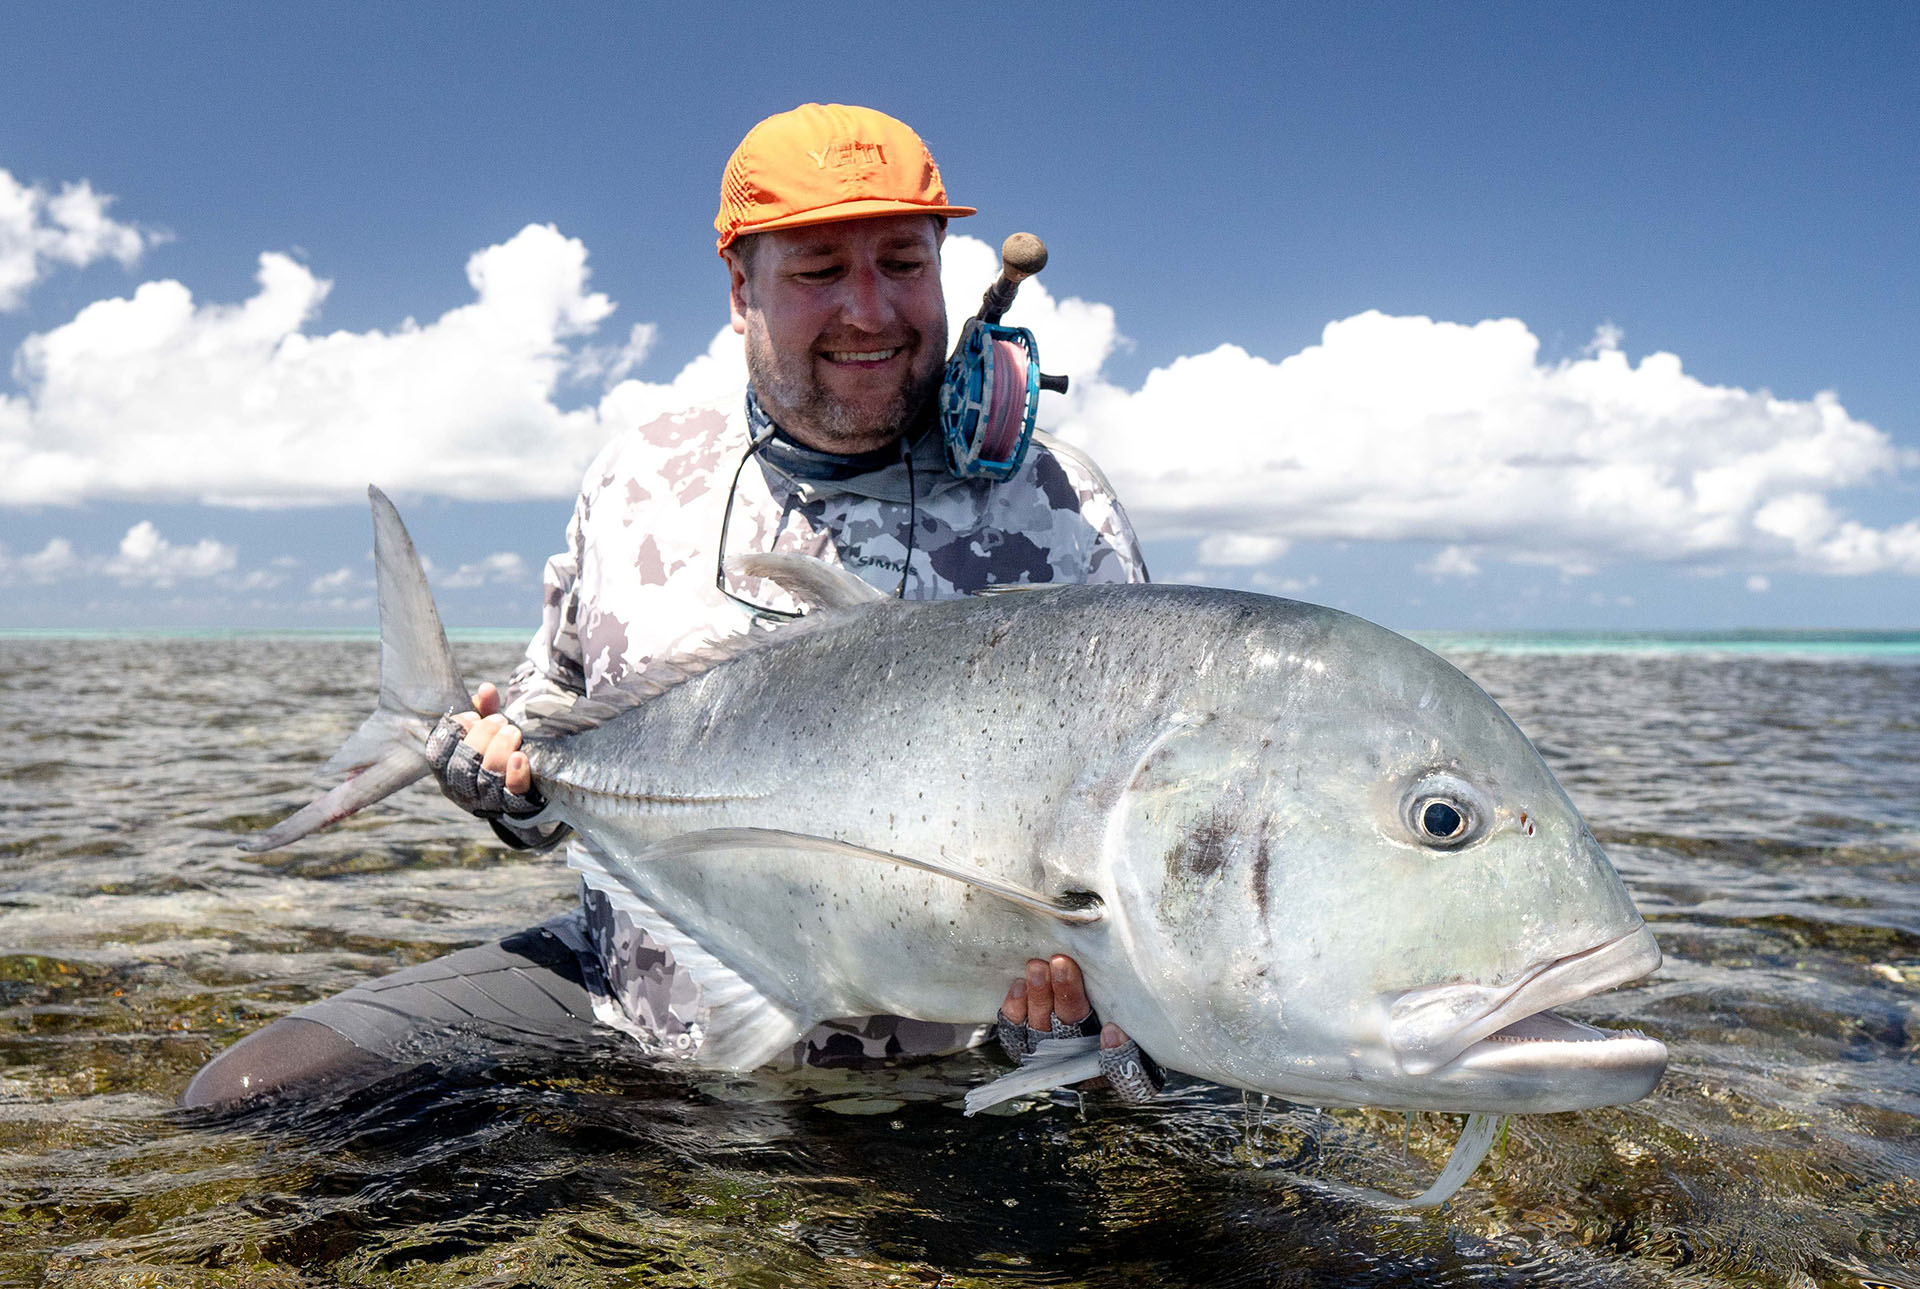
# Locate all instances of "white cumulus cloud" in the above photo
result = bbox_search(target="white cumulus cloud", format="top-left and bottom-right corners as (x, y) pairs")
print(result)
(2, 224), (1917, 584)
(104, 521), (237, 584)
(0, 170), (159, 311)
(1196, 534), (1291, 567)
(441, 551), (529, 588)
(0, 223), (733, 506)
(1045, 312), (1920, 578)
(1419, 546), (1482, 579)
(0, 523), (234, 587)
(307, 567), (359, 595)
(0, 536), (79, 584)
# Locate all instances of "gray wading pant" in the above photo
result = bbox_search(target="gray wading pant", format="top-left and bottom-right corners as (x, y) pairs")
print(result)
(180, 921), (599, 1108)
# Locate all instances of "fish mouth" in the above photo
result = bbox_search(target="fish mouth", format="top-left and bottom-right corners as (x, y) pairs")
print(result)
(1386, 924), (1666, 1106)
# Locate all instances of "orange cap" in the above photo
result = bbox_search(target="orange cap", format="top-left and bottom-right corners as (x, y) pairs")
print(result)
(715, 103), (975, 253)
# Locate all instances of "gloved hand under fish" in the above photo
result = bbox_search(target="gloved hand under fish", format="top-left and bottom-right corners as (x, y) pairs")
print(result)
(224, 487), (1667, 1210)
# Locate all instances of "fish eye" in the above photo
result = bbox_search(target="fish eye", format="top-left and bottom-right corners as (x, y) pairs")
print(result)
(1416, 797), (1469, 843)
(1398, 772), (1486, 850)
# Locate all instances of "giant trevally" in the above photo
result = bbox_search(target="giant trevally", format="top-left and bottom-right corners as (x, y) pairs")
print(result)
(246, 487), (1666, 1207)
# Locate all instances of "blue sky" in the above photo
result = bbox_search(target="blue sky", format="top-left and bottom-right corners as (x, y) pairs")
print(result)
(2, 2), (1916, 630)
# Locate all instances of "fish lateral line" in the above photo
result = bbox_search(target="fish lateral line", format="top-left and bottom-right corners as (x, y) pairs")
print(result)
(623, 826), (1106, 924)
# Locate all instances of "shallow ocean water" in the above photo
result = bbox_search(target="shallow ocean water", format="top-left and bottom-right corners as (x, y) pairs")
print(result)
(1, 631), (1916, 1287)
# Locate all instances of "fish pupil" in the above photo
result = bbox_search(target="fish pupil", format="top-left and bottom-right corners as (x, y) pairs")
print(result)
(1423, 801), (1464, 839)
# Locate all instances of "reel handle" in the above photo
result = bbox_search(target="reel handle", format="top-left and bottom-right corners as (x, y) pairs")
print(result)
(977, 232), (1049, 324)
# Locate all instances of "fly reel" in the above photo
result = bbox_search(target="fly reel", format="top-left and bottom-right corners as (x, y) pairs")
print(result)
(939, 233), (1069, 481)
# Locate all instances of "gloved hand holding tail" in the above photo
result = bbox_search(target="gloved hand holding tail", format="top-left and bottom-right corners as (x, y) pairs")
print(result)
(425, 682), (545, 819)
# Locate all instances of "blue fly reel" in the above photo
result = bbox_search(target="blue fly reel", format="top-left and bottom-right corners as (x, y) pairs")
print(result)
(940, 317), (1042, 481)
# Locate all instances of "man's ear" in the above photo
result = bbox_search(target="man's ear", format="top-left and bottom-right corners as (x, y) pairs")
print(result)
(723, 247), (751, 336)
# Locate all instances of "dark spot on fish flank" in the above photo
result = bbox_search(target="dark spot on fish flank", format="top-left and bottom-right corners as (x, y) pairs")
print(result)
(987, 620), (1012, 648)
(1170, 810), (1234, 879)
(1252, 822), (1272, 924)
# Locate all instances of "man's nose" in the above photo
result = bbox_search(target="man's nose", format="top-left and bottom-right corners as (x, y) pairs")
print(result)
(836, 263), (896, 333)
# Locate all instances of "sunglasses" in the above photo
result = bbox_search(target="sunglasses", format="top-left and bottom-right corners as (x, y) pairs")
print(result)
(714, 426), (918, 620)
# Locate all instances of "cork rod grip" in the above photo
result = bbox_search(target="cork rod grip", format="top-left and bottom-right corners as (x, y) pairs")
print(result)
(977, 232), (1050, 324)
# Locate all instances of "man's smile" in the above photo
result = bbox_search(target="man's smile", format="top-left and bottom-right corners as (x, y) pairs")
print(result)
(821, 346), (907, 366)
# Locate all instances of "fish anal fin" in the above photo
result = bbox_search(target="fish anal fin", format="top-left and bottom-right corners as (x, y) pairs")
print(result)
(568, 866), (808, 1072)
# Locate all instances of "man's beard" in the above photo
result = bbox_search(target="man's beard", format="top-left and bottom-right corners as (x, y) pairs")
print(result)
(745, 325), (946, 453)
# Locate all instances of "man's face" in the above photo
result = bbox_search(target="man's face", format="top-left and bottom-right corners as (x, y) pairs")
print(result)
(726, 214), (947, 455)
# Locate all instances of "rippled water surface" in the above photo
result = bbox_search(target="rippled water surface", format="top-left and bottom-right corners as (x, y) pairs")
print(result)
(2, 633), (1916, 1287)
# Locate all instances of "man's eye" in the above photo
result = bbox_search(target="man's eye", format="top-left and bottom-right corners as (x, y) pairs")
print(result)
(794, 267), (842, 283)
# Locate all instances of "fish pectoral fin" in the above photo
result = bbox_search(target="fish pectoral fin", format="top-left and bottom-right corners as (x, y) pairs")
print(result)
(963, 1035), (1104, 1115)
(630, 828), (1104, 925)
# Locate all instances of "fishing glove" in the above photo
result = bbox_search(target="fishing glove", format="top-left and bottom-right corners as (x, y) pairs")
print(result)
(996, 1006), (1101, 1059)
(426, 712), (547, 819)
(994, 1007), (1166, 1105)
(1096, 1037), (1166, 1103)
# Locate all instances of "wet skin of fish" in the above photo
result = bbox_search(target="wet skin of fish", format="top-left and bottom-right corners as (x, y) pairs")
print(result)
(253, 489), (1667, 1122)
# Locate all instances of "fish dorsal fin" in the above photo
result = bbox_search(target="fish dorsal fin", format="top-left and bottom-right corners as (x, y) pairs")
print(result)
(532, 557), (882, 741)
(621, 827), (1104, 925)
(729, 553), (887, 610)
(527, 625), (819, 738)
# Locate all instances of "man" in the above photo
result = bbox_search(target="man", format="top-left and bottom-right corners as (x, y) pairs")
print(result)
(183, 104), (1150, 1107)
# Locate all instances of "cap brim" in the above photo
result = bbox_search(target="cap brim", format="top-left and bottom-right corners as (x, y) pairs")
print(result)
(719, 198), (976, 250)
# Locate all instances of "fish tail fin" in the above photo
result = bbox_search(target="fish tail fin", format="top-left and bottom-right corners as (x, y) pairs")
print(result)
(239, 486), (471, 853)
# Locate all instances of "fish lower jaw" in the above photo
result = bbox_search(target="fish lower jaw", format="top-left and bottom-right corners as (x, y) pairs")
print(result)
(1266, 1014), (1666, 1115)
(1397, 1015), (1669, 1114)
(1387, 923), (1663, 1078)
(1221, 1019), (1666, 1112)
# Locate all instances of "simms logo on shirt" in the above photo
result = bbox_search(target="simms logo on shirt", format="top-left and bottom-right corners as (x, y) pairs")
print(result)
(808, 142), (887, 168)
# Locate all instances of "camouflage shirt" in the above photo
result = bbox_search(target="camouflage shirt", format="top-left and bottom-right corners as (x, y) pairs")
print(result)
(505, 394), (1147, 1067)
